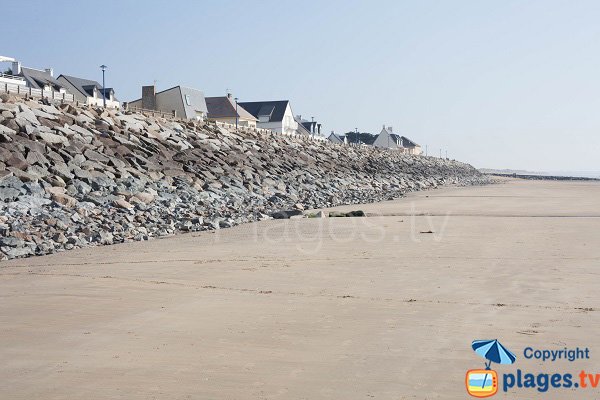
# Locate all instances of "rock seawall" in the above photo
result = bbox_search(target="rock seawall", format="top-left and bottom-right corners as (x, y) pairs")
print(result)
(0, 96), (490, 260)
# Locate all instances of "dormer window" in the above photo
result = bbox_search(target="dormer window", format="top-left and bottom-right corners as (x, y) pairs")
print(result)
(185, 94), (191, 106)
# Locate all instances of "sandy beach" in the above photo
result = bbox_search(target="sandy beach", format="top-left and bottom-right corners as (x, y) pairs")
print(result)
(1, 178), (599, 399)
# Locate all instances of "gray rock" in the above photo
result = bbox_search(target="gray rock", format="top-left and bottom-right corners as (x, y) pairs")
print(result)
(0, 236), (25, 247)
(0, 187), (21, 202)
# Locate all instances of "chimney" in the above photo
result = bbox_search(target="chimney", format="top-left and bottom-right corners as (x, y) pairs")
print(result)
(388, 126), (393, 133)
(11, 61), (21, 75)
(142, 85), (156, 110)
(382, 124), (386, 130)
(44, 68), (53, 77)
(226, 92), (232, 99)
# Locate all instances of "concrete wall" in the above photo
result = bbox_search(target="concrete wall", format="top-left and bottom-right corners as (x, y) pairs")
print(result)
(209, 117), (257, 128)
(0, 75), (26, 87)
(155, 87), (185, 119)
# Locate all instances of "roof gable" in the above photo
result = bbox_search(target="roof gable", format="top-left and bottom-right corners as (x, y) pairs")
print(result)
(205, 96), (257, 121)
(21, 67), (64, 90)
(400, 136), (419, 147)
(58, 74), (114, 100)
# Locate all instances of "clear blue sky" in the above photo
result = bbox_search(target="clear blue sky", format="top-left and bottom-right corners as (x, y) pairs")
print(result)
(4, 0), (600, 172)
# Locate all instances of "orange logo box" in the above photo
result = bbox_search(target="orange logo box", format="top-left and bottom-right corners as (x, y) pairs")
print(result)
(466, 369), (498, 398)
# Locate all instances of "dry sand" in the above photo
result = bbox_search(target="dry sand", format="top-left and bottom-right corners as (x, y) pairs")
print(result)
(1, 178), (599, 399)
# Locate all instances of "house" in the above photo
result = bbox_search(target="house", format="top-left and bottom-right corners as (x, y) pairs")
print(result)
(372, 125), (422, 155)
(9, 60), (68, 93)
(373, 125), (404, 150)
(238, 100), (297, 134)
(295, 119), (312, 136)
(327, 131), (347, 144)
(56, 74), (120, 108)
(295, 115), (322, 136)
(205, 94), (257, 127)
(127, 85), (208, 120)
(398, 136), (422, 155)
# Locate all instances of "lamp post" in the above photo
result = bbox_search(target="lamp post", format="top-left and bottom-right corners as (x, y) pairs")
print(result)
(234, 97), (239, 130)
(99, 64), (107, 107)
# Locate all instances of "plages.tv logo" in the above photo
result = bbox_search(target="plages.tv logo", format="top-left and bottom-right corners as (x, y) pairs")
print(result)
(466, 339), (516, 398)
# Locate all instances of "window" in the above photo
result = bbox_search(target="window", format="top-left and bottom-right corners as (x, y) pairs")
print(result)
(184, 94), (191, 106)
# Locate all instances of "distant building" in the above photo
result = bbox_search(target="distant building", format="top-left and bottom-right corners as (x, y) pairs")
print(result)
(327, 131), (346, 144)
(295, 115), (322, 136)
(294, 119), (312, 136)
(238, 100), (298, 134)
(373, 125), (403, 150)
(57, 74), (120, 108)
(205, 94), (257, 127)
(128, 85), (208, 120)
(372, 125), (422, 155)
(398, 136), (422, 155)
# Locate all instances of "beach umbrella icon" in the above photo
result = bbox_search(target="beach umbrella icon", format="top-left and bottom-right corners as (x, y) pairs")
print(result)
(471, 339), (516, 389)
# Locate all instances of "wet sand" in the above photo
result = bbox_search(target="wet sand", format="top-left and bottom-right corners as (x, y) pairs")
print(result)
(1, 179), (599, 399)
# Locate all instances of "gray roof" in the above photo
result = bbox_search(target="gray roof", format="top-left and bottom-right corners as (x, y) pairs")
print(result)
(328, 132), (344, 143)
(58, 74), (114, 100)
(205, 96), (257, 121)
(20, 67), (65, 91)
(179, 86), (208, 118)
(389, 133), (402, 144)
(238, 100), (289, 122)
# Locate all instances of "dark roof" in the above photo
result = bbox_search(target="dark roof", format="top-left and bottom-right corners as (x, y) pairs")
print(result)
(20, 67), (64, 90)
(205, 96), (257, 120)
(400, 136), (419, 147)
(58, 74), (114, 100)
(238, 100), (289, 122)
(389, 133), (401, 143)
(296, 122), (312, 135)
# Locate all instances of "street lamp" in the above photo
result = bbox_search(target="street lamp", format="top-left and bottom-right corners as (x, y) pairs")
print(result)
(99, 64), (107, 107)
(234, 97), (239, 130)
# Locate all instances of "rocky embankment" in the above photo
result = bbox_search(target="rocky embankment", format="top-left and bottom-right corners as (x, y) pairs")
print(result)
(0, 95), (490, 260)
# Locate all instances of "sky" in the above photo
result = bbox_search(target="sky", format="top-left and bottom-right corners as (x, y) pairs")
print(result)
(3, 0), (600, 172)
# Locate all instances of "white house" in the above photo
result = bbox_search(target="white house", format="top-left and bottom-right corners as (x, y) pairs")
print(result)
(238, 100), (298, 135)
(373, 125), (422, 155)
(57, 74), (120, 108)
(128, 85), (208, 120)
